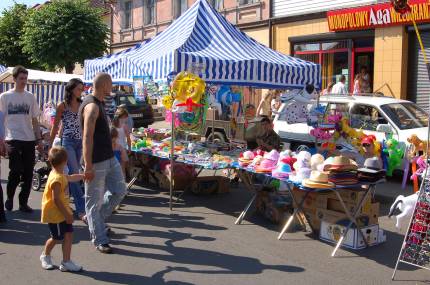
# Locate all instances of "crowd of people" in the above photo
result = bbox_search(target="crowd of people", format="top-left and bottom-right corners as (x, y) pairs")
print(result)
(321, 66), (372, 96)
(0, 66), (129, 272)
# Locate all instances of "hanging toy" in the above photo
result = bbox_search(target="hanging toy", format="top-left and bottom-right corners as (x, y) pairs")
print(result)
(410, 155), (427, 181)
(384, 138), (404, 176)
(176, 98), (203, 112)
(391, 0), (411, 15)
(162, 94), (174, 110)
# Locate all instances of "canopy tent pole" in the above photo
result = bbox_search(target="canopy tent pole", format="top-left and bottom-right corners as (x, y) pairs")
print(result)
(170, 110), (174, 211)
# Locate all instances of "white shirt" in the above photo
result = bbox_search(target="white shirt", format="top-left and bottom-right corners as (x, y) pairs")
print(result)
(0, 89), (40, 141)
(331, 82), (348, 95)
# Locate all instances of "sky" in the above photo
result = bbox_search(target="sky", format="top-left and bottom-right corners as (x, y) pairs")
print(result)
(0, 0), (44, 12)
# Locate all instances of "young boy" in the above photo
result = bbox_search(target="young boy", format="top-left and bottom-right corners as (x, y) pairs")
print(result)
(40, 146), (84, 271)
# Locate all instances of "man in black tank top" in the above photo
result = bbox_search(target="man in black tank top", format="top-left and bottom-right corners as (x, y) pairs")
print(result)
(79, 73), (126, 254)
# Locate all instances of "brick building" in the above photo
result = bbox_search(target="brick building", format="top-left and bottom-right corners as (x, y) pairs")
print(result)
(108, 0), (270, 53)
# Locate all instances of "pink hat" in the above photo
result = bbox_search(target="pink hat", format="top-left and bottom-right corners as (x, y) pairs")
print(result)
(255, 158), (277, 173)
(263, 150), (280, 162)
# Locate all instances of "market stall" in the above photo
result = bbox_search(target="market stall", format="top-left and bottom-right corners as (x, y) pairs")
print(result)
(0, 67), (82, 109)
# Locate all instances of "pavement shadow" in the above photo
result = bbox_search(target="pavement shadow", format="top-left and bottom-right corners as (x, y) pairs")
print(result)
(79, 266), (195, 285)
(0, 209), (88, 246)
(110, 207), (227, 232)
(109, 226), (304, 275)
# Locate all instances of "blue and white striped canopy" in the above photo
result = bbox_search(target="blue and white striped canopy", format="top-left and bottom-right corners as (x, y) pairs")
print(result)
(0, 65), (6, 74)
(84, 41), (149, 83)
(85, 0), (321, 89)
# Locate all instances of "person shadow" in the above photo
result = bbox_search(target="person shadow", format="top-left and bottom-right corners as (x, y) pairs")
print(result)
(110, 225), (304, 275)
(79, 266), (195, 285)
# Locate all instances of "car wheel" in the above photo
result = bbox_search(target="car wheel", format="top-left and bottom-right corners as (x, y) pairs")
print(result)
(32, 173), (41, 191)
(207, 131), (226, 143)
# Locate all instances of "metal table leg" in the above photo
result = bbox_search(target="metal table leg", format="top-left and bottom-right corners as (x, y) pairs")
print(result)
(235, 193), (257, 225)
(278, 190), (311, 240)
(331, 185), (374, 257)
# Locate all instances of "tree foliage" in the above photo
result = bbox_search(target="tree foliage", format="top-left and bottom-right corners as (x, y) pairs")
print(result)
(22, 0), (109, 73)
(0, 4), (40, 68)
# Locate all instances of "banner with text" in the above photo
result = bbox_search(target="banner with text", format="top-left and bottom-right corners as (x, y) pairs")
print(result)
(327, 0), (430, 31)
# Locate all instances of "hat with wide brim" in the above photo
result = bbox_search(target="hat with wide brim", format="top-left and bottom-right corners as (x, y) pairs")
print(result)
(272, 163), (293, 178)
(327, 156), (358, 171)
(302, 171), (335, 189)
(255, 158), (277, 173)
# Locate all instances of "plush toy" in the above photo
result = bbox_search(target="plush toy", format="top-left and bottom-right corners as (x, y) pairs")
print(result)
(388, 193), (418, 232)
(384, 138), (404, 176)
(407, 134), (428, 157)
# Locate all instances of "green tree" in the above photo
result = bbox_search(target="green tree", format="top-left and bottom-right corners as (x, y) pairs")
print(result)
(22, 0), (109, 73)
(0, 4), (40, 68)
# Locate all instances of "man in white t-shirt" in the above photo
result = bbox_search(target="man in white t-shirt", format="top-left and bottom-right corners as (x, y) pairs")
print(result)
(331, 75), (348, 95)
(0, 66), (42, 213)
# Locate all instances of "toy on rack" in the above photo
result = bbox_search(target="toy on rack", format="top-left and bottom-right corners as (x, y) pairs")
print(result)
(383, 138), (405, 177)
(388, 192), (418, 232)
(410, 155), (427, 181)
(407, 134), (429, 157)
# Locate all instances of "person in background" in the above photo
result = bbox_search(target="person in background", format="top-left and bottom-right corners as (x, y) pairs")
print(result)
(256, 90), (274, 118)
(117, 104), (133, 131)
(0, 66), (42, 213)
(270, 91), (281, 119)
(112, 108), (131, 176)
(80, 73), (127, 254)
(353, 74), (363, 95)
(256, 117), (282, 152)
(50, 78), (86, 223)
(110, 127), (127, 176)
(321, 82), (335, 96)
(331, 75), (348, 95)
(360, 66), (371, 93)
(0, 110), (6, 223)
(40, 146), (84, 272)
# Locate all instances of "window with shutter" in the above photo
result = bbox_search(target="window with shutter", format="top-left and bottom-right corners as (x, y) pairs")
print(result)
(124, 0), (133, 29)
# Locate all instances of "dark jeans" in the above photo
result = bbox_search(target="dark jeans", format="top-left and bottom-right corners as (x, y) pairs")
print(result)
(0, 184), (4, 214)
(6, 140), (36, 206)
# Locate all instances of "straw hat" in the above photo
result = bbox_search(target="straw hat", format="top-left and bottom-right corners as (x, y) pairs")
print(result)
(302, 171), (335, 189)
(327, 155), (358, 171)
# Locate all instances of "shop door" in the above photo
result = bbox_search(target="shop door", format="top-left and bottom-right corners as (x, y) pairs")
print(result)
(408, 31), (430, 112)
(353, 51), (374, 92)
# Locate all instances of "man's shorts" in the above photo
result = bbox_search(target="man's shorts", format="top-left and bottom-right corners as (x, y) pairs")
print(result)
(48, 221), (73, 240)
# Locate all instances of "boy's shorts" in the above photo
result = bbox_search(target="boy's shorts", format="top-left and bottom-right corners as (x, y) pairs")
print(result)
(48, 221), (73, 240)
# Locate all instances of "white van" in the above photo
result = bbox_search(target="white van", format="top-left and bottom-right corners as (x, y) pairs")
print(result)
(273, 94), (429, 150)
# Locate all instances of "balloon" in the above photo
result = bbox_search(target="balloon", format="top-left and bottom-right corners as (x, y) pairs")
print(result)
(161, 95), (174, 110)
(171, 71), (205, 103)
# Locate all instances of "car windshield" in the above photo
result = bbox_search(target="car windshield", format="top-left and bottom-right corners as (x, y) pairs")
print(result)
(118, 95), (143, 106)
(380, 102), (429, 130)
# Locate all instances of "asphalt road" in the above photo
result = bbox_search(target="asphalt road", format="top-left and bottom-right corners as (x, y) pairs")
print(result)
(1, 156), (430, 285)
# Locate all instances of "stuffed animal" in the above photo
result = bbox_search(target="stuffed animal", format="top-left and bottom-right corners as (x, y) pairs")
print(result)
(388, 193), (418, 232)
(407, 134), (428, 157)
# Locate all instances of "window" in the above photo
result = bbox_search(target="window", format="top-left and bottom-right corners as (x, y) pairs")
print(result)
(208, 0), (222, 10)
(144, 0), (155, 25)
(239, 0), (257, 5)
(173, 0), (188, 19)
(124, 1), (133, 29)
(380, 103), (429, 130)
(350, 104), (387, 131)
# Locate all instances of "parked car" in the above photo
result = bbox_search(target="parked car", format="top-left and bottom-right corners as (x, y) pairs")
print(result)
(114, 93), (154, 128)
(273, 94), (429, 150)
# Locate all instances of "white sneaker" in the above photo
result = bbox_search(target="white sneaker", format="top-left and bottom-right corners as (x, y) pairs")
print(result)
(60, 260), (83, 272)
(40, 253), (55, 270)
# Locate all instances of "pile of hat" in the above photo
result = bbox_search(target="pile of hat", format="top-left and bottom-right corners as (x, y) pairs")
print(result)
(238, 150), (255, 167)
(272, 150), (296, 179)
(302, 170), (335, 189)
(325, 156), (359, 186)
(357, 157), (386, 182)
(255, 150), (280, 173)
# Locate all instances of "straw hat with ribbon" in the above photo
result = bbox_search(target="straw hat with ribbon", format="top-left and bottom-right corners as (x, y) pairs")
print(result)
(302, 171), (335, 189)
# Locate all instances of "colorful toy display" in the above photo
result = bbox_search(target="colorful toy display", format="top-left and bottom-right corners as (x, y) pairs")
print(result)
(384, 138), (404, 177)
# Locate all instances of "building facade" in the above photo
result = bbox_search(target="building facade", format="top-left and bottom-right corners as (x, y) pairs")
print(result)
(109, 0), (270, 52)
(272, 0), (430, 111)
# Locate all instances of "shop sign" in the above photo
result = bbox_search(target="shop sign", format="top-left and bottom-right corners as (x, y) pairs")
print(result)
(327, 0), (430, 31)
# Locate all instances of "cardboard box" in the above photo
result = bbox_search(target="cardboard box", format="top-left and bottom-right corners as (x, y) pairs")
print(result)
(291, 187), (329, 210)
(319, 221), (379, 249)
(156, 171), (191, 191)
(316, 208), (371, 227)
(256, 191), (292, 225)
(362, 202), (380, 225)
(191, 176), (230, 194)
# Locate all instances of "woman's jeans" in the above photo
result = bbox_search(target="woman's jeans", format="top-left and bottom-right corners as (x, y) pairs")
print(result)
(62, 137), (85, 216)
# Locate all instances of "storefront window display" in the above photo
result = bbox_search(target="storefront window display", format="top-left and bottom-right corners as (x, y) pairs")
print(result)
(293, 38), (374, 93)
